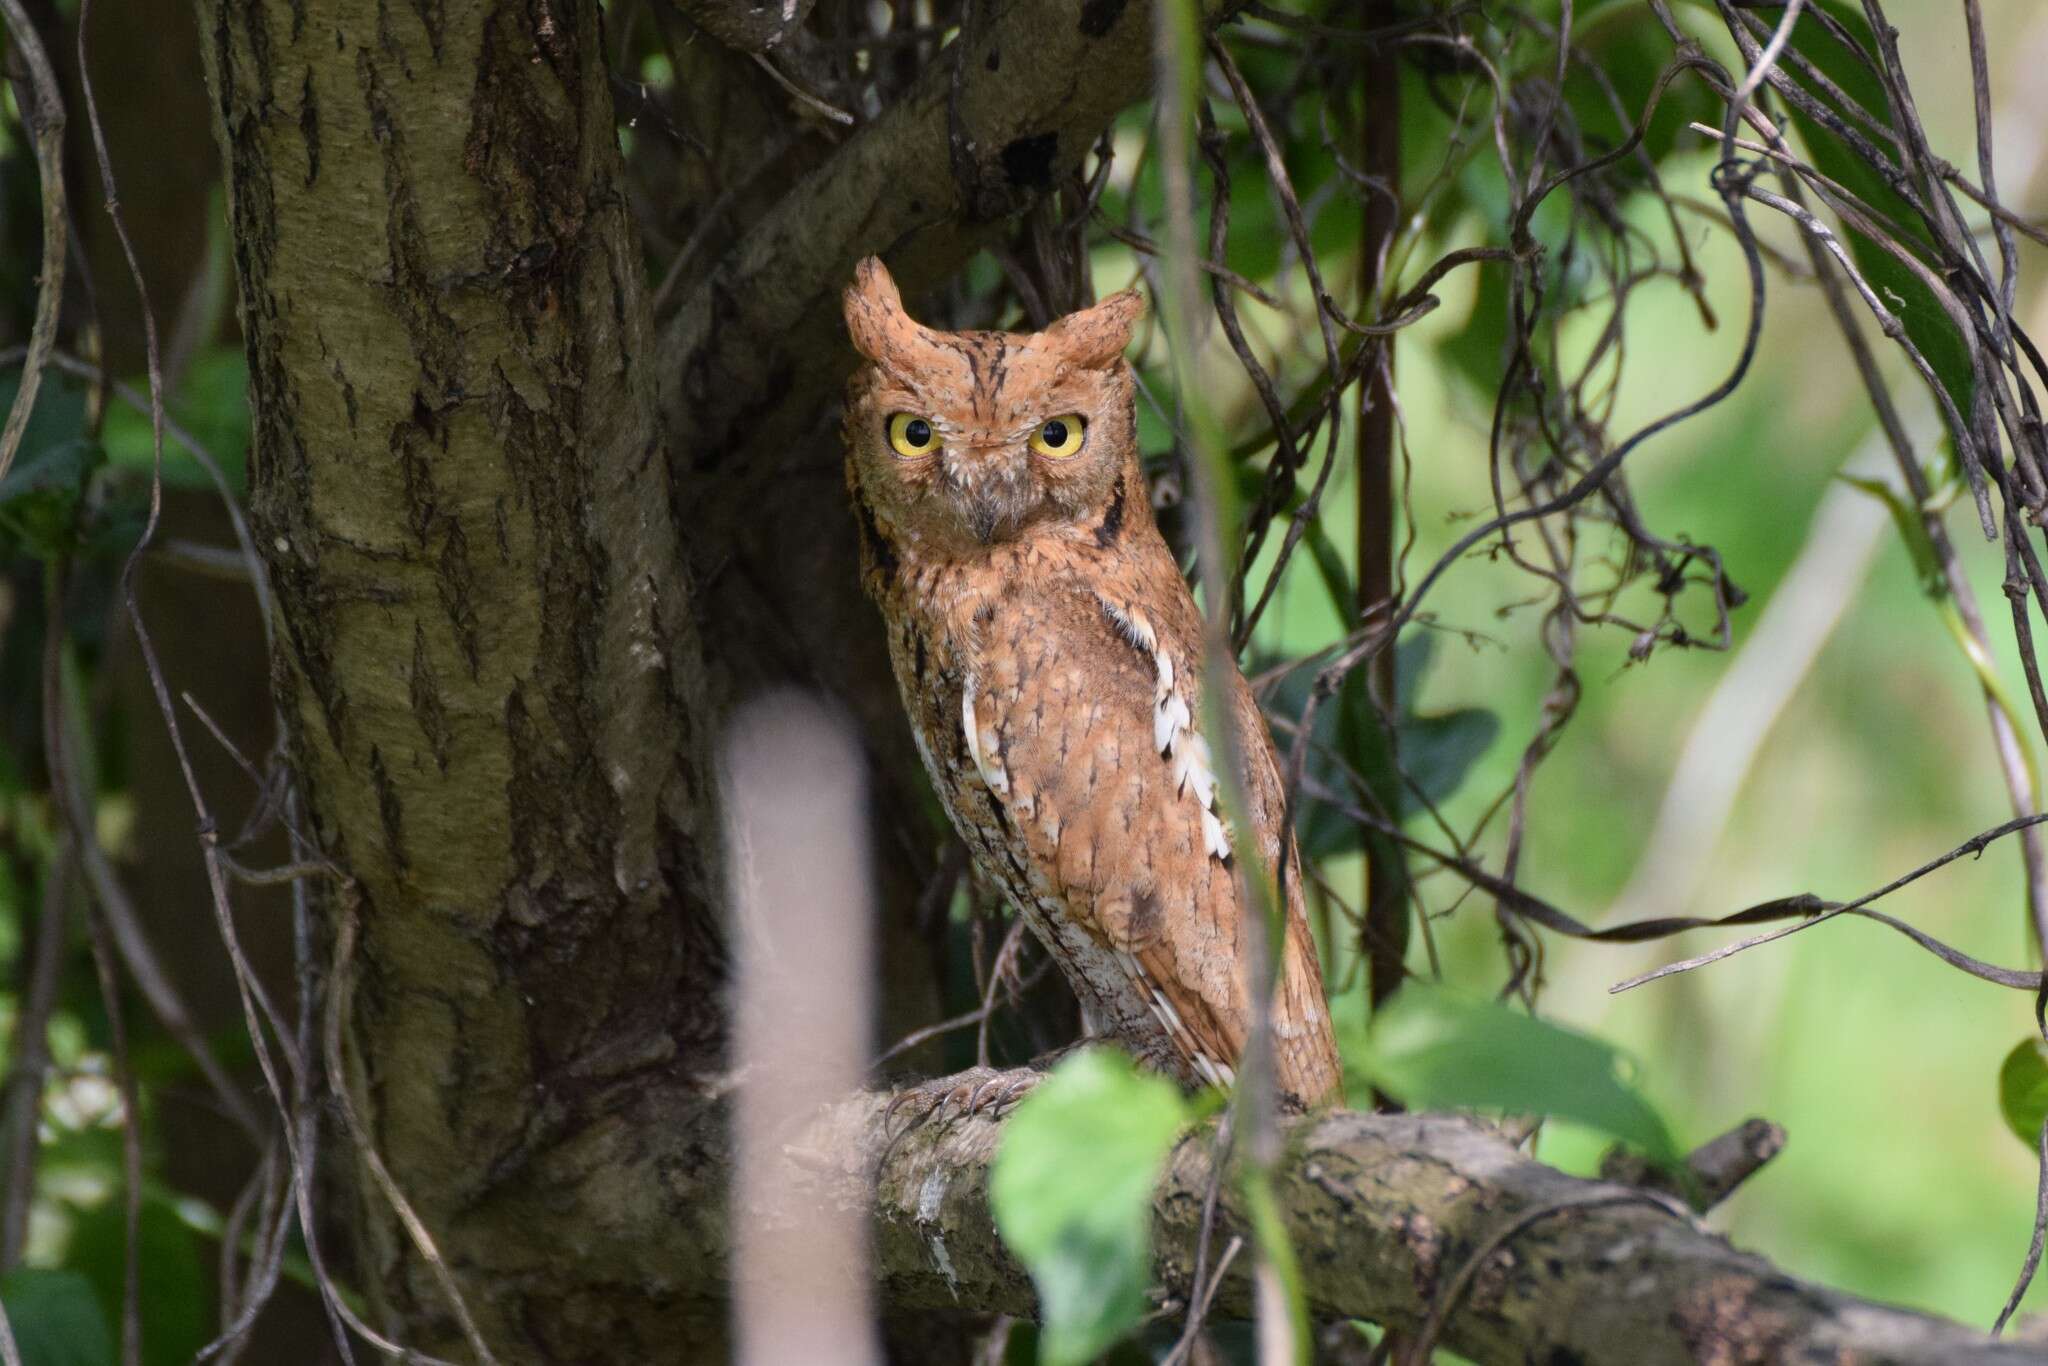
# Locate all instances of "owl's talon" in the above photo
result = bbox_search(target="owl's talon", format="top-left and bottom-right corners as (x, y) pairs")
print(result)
(995, 1071), (1042, 1114)
(966, 1074), (1010, 1113)
(883, 1065), (1038, 1136)
(929, 1086), (968, 1127)
(883, 1087), (941, 1135)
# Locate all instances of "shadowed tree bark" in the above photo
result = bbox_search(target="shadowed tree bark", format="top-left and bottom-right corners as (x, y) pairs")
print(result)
(189, 0), (2046, 1361)
(196, 0), (725, 1350)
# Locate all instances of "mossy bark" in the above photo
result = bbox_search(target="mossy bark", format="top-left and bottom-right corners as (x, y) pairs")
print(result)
(195, 0), (723, 1353)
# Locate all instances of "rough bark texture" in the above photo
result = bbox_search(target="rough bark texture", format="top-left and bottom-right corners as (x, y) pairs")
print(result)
(195, 0), (723, 1351)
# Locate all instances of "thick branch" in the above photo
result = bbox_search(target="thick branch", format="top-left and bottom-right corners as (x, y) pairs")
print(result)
(704, 1097), (2025, 1365)
(657, 0), (1233, 472)
(488, 1085), (2034, 1362)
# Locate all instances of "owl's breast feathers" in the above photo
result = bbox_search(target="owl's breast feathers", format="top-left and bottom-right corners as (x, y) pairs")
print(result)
(863, 514), (1343, 1110)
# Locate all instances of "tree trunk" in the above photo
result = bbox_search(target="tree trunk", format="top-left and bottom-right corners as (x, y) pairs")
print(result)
(196, 0), (724, 1351)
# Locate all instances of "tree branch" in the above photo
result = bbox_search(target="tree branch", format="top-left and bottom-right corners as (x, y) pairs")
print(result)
(657, 0), (1237, 469)
(718, 1098), (2025, 1364)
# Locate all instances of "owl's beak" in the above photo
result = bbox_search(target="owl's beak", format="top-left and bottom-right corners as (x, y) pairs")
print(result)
(942, 445), (1028, 545)
(966, 498), (1004, 545)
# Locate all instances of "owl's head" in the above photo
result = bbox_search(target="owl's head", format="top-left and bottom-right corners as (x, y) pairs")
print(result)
(842, 256), (1143, 554)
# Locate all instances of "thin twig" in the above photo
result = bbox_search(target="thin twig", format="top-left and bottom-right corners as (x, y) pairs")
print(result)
(0, 833), (71, 1271)
(0, 0), (68, 486)
(81, 886), (143, 1366)
(1995, 1114), (2048, 1336)
(1614, 812), (2048, 994)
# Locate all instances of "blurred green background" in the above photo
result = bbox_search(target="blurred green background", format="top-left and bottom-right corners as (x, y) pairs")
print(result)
(1228, 6), (2048, 1329)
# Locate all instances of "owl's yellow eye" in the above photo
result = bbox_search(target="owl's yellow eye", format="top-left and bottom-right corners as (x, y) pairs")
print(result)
(1029, 414), (1087, 458)
(887, 413), (939, 457)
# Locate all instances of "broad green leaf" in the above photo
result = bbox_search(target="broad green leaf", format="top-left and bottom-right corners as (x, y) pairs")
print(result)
(990, 1050), (1193, 1366)
(0, 1269), (114, 1366)
(1261, 641), (1498, 861)
(1257, 658), (1373, 862)
(1568, 0), (1720, 164)
(1438, 246), (1510, 396)
(1999, 1036), (2048, 1151)
(1354, 988), (1683, 1168)
(0, 369), (87, 467)
(0, 371), (101, 561)
(1394, 631), (1435, 704)
(1300, 520), (1353, 624)
(1397, 707), (1500, 807)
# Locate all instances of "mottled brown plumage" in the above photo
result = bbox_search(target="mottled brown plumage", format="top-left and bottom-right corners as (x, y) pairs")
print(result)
(842, 258), (1343, 1109)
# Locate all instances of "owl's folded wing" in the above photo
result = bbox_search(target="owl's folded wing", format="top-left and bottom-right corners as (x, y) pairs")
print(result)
(965, 578), (1340, 1101)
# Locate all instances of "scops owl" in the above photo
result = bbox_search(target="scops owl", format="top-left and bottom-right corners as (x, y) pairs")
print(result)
(841, 258), (1344, 1110)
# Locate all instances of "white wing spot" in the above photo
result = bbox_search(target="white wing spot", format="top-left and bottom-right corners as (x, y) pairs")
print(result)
(962, 675), (1009, 796)
(1096, 595), (1233, 864)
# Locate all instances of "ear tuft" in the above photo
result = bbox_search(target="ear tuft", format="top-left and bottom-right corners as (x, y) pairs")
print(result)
(1041, 288), (1144, 368)
(844, 256), (908, 363)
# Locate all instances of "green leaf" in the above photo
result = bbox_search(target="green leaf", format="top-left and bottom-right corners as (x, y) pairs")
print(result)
(0, 369), (87, 466)
(0, 1269), (114, 1366)
(1394, 631), (1435, 703)
(0, 370), (102, 561)
(1354, 988), (1683, 1168)
(1260, 639), (1498, 861)
(1256, 659), (1371, 862)
(1782, 4), (1976, 419)
(1437, 223), (1511, 396)
(1999, 1036), (2048, 1151)
(1566, 0), (1720, 164)
(1397, 707), (1500, 807)
(990, 1050), (1193, 1366)
(0, 437), (105, 561)
(1301, 520), (1354, 625)
(67, 1191), (211, 1366)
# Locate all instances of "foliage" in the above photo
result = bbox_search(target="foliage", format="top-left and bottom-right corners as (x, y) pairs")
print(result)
(0, 1268), (113, 1366)
(990, 1050), (1202, 1366)
(0, 374), (101, 562)
(2000, 1036), (2048, 1153)
(1353, 987), (1682, 1170)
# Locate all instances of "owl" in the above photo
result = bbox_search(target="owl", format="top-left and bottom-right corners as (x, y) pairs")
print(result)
(841, 258), (1343, 1111)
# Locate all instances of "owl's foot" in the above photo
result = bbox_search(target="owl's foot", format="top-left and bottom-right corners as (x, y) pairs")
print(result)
(883, 1064), (1041, 1136)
